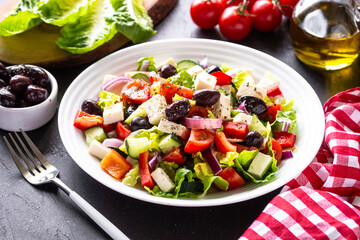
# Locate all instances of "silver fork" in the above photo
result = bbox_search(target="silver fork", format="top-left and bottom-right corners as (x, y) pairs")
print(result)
(3, 129), (129, 240)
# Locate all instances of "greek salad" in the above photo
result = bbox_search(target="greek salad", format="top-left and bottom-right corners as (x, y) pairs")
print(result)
(73, 56), (297, 198)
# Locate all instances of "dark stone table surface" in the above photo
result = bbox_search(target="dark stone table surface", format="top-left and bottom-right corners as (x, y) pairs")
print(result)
(0, 0), (359, 239)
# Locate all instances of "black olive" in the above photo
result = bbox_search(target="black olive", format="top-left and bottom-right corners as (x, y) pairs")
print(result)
(207, 65), (221, 74)
(0, 63), (10, 83)
(192, 89), (220, 107)
(81, 99), (103, 116)
(9, 75), (33, 95)
(9, 64), (27, 76)
(25, 85), (49, 104)
(238, 95), (267, 116)
(125, 104), (139, 119)
(26, 66), (50, 90)
(0, 79), (7, 88)
(158, 64), (177, 78)
(165, 99), (191, 122)
(130, 117), (152, 131)
(244, 131), (264, 148)
(0, 86), (16, 107)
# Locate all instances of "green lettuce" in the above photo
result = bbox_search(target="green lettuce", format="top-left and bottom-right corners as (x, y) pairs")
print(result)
(128, 126), (165, 152)
(282, 100), (294, 112)
(57, 0), (118, 54)
(194, 162), (213, 180)
(218, 151), (239, 168)
(97, 90), (120, 110)
(137, 56), (156, 72)
(37, 0), (88, 26)
(273, 110), (297, 134)
(122, 163), (140, 187)
(168, 70), (195, 90)
(0, 0), (41, 36)
(235, 150), (258, 171)
(111, 0), (156, 43)
(201, 176), (228, 197)
(232, 71), (250, 90)
(220, 63), (232, 73)
(157, 161), (178, 181)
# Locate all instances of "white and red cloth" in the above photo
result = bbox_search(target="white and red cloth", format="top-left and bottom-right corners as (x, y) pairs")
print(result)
(240, 87), (360, 240)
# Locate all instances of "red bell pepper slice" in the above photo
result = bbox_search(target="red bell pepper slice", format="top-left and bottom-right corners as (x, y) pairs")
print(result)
(223, 121), (249, 140)
(214, 131), (237, 154)
(116, 121), (131, 140)
(73, 110), (104, 131)
(184, 129), (214, 153)
(266, 84), (283, 97)
(217, 167), (245, 190)
(273, 131), (296, 148)
(139, 151), (155, 190)
(163, 147), (186, 165)
(210, 71), (232, 86)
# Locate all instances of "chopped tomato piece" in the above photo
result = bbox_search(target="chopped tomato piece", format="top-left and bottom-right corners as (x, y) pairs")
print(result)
(210, 71), (232, 86)
(100, 149), (132, 179)
(116, 121), (131, 140)
(184, 129), (215, 153)
(139, 151), (155, 189)
(160, 80), (194, 103)
(163, 147), (186, 165)
(223, 121), (249, 139)
(273, 131), (296, 148)
(264, 138), (283, 164)
(187, 106), (211, 118)
(121, 79), (150, 104)
(73, 110), (104, 131)
(217, 167), (245, 190)
(102, 122), (117, 133)
(214, 132), (237, 154)
(260, 103), (282, 123)
(266, 84), (283, 97)
(150, 75), (166, 85)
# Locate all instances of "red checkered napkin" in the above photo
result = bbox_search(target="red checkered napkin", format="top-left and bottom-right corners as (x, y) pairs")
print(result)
(240, 87), (360, 240)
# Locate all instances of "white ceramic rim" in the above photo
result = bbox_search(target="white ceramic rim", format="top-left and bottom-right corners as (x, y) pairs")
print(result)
(58, 38), (325, 207)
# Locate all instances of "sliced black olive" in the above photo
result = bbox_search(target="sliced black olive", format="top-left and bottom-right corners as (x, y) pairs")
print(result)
(244, 131), (264, 148)
(130, 117), (152, 131)
(207, 65), (221, 74)
(125, 104), (139, 119)
(159, 64), (177, 78)
(81, 99), (103, 116)
(238, 95), (267, 115)
(192, 89), (220, 107)
(165, 99), (191, 122)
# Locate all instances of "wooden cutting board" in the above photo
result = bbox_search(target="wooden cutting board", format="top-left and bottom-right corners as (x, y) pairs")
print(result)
(0, 0), (177, 68)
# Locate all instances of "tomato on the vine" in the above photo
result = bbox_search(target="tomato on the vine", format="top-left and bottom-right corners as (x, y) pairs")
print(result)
(190, 0), (223, 29)
(220, 0), (257, 10)
(250, 0), (283, 32)
(278, 0), (299, 18)
(219, 6), (252, 41)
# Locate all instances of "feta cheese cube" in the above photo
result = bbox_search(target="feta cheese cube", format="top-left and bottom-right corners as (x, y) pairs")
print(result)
(156, 57), (177, 70)
(215, 84), (232, 95)
(146, 94), (167, 125)
(186, 65), (204, 77)
(236, 80), (267, 100)
(213, 93), (231, 120)
(151, 168), (175, 192)
(233, 112), (253, 126)
(88, 140), (111, 159)
(194, 71), (217, 90)
(103, 102), (124, 125)
(158, 118), (189, 139)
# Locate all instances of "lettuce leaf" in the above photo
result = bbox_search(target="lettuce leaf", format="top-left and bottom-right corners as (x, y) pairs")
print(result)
(194, 162), (213, 180)
(57, 0), (118, 54)
(232, 71), (249, 90)
(137, 56), (156, 72)
(0, 0), (41, 36)
(122, 163), (140, 187)
(97, 90), (120, 110)
(220, 63), (232, 73)
(128, 126), (165, 152)
(273, 110), (297, 134)
(168, 70), (195, 90)
(200, 175), (228, 197)
(218, 151), (239, 168)
(111, 0), (156, 44)
(37, 0), (89, 26)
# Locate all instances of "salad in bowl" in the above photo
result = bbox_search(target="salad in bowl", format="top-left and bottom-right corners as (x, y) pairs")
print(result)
(72, 56), (297, 199)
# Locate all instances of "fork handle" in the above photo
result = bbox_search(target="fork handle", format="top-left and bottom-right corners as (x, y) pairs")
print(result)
(69, 191), (130, 240)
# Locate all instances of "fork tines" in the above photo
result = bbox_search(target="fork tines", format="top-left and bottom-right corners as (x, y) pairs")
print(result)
(3, 129), (50, 178)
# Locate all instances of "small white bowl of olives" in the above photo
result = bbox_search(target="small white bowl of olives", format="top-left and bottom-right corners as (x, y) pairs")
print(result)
(0, 63), (58, 131)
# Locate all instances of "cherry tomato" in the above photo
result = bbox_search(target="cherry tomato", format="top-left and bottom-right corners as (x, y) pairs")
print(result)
(250, 0), (283, 32)
(217, 167), (245, 190)
(263, 138), (283, 164)
(184, 129), (215, 153)
(187, 106), (211, 118)
(116, 121), (131, 140)
(121, 79), (150, 104)
(223, 121), (249, 139)
(190, 0), (223, 29)
(260, 102), (282, 123)
(159, 80), (194, 104)
(219, 6), (252, 41)
(278, 0), (299, 18)
(273, 131), (296, 148)
(214, 131), (237, 154)
(163, 147), (186, 165)
(73, 110), (104, 131)
(220, 0), (257, 10)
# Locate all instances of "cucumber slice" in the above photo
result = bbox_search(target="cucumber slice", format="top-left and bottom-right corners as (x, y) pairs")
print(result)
(159, 134), (182, 154)
(124, 104), (147, 125)
(85, 126), (107, 145)
(249, 114), (267, 137)
(131, 73), (151, 83)
(125, 137), (150, 159)
(177, 60), (199, 72)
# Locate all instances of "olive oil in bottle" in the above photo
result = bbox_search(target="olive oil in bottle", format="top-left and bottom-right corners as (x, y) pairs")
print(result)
(290, 1), (360, 70)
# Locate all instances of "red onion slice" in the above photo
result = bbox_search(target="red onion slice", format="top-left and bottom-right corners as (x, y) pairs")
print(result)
(238, 101), (250, 115)
(200, 57), (208, 69)
(139, 60), (151, 71)
(148, 151), (159, 171)
(201, 147), (222, 175)
(183, 118), (222, 129)
(102, 138), (124, 149)
(282, 150), (293, 160)
(101, 76), (132, 95)
(281, 121), (290, 132)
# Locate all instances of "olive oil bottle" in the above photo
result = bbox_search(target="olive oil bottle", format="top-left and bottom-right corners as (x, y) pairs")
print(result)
(290, 0), (360, 70)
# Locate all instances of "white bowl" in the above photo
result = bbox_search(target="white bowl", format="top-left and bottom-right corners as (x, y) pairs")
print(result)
(58, 39), (325, 207)
(0, 65), (58, 131)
